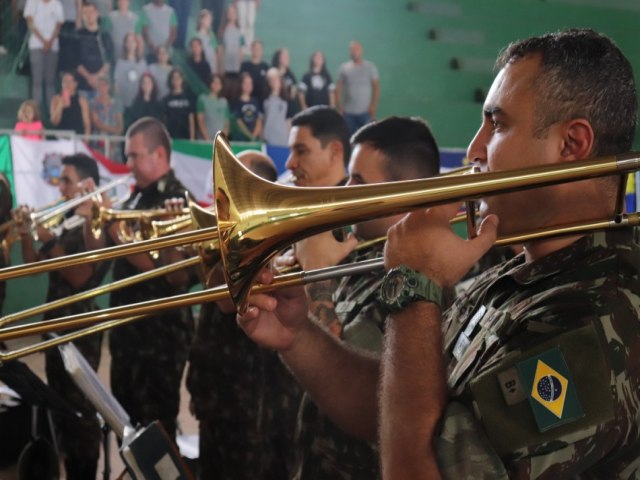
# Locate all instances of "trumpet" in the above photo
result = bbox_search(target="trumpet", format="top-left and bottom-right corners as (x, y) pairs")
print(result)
(90, 205), (191, 242)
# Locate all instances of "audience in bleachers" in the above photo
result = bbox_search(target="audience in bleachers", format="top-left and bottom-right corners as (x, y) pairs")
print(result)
(14, 1), (383, 154)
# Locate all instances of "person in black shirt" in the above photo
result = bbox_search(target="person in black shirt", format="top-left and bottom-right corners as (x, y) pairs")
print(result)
(74, 1), (113, 97)
(163, 67), (195, 139)
(298, 50), (336, 110)
(240, 39), (269, 103)
(233, 71), (262, 141)
(126, 72), (165, 129)
(187, 37), (212, 88)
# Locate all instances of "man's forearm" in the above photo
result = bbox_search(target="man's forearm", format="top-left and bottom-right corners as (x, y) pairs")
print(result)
(280, 318), (380, 441)
(380, 301), (446, 479)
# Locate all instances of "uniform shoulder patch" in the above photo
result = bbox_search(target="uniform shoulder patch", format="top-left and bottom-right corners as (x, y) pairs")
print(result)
(516, 347), (584, 432)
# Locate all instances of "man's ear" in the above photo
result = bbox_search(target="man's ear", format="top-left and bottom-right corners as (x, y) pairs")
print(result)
(560, 118), (594, 160)
(329, 139), (345, 167)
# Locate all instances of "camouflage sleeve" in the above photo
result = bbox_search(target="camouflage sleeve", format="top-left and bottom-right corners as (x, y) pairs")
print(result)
(435, 402), (509, 480)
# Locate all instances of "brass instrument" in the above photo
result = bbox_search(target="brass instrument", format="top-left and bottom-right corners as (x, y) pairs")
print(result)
(90, 205), (191, 241)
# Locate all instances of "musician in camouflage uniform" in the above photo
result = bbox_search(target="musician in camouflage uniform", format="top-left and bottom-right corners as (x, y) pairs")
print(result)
(287, 117), (441, 480)
(88, 117), (195, 441)
(186, 150), (278, 480)
(238, 29), (640, 478)
(18, 153), (108, 479)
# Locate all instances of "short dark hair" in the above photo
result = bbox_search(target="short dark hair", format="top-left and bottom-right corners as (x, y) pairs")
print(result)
(291, 106), (351, 165)
(351, 117), (440, 180)
(249, 159), (277, 182)
(62, 153), (100, 185)
(126, 116), (172, 158)
(496, 28), (637, 156)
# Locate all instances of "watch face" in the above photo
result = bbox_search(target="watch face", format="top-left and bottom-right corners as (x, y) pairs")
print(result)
(383, 271), (405, 301)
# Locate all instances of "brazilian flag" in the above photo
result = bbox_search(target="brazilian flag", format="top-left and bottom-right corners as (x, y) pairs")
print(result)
(516, 347), (584, 432)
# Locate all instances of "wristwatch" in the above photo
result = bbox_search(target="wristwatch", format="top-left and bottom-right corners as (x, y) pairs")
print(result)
(379, 265), (442, 312)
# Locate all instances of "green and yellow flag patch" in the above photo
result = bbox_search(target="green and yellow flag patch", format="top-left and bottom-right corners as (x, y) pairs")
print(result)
(516, 347), (584, 432)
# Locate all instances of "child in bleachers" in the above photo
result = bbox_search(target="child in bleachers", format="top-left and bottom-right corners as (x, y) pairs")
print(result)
(14, 100), (44, 140)
(187, 37), (212, 87)
(114, 32), (147, 110)
(149, 45), (172, 100)
(195, 9), (219, 74)
(262, 67), (290, 146)
(196, 73), (229, 140)
(233, 72), (262, 141)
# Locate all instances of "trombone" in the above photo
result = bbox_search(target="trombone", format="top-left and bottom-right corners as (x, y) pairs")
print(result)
(0, 135), (639, 340)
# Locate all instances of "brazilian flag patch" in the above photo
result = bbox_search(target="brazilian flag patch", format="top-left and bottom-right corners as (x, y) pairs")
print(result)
(516, 347), (584, 432)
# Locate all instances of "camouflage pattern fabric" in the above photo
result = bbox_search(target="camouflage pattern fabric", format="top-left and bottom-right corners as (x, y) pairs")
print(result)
(292, 244), (385, 480)
(436, 229), (640, 478)
(43, 223), (109, 480)
(110, 170), (194, 441)
(186, 302), (266, 479)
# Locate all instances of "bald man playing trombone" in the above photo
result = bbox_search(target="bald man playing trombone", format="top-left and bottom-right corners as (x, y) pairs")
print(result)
(238, 29), (640, 478)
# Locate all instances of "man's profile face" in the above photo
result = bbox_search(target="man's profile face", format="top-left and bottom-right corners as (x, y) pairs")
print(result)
(125, 133), (160, 189)
(346, 143), (398, 239)
(285, 126), (336, 187)
(466, 54), (564, 235)
(59, 165), (81, 200)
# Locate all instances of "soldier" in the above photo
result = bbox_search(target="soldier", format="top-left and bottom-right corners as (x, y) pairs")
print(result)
(186, 150), (278, 480)
(289, 116), (441, 480)
(238, 29), (640, 478)
(86, 117), (194, 442)
(17, 153), (107, 479)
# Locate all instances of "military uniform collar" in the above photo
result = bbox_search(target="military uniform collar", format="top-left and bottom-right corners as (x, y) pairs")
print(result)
(507, 229), (634, 286)
(133, 170), (177, 196)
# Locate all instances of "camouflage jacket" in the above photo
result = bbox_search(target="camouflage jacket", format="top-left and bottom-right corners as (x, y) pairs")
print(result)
(111, 169), (191, 306)
(44, 221), (109, 319)
(109, 170), (194, 355)
(436, 229), (640, 479)
(293, 244), (386, 480)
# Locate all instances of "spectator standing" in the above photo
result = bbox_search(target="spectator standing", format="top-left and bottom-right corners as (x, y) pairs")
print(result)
(114, 32), (147, 110)
(262, 67), (290, 146)
(90, 76), (123, 158)
(57, 0), (81, 74)
(163, 67), (195, 140)
(219, 3), (244, 76)
(148, 45), (172, 100)
(126, 72), (164, 128)
(105, 0), (139, 60)
(240, 39), (268, 103)
(50, 71), (90, 136)
(75, 1), (114, 99)
(11, 0), (28, 53)
(24, 0), (64, 110)
(187, 37), (212, 87)
(140, 0), (177, 61)
(298, 50), (335, 110)
(14, 99), (44, 140)
(196, 73), (229, 140)
(194, 9), (219, 74)
(233, 0), (258, 49)
(168, 0), (192, 49)
(201, 0), (225, 38)
(233, 72), (262, 141)
(272, 47), (299, 116)
(335, 41), (379, 134)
